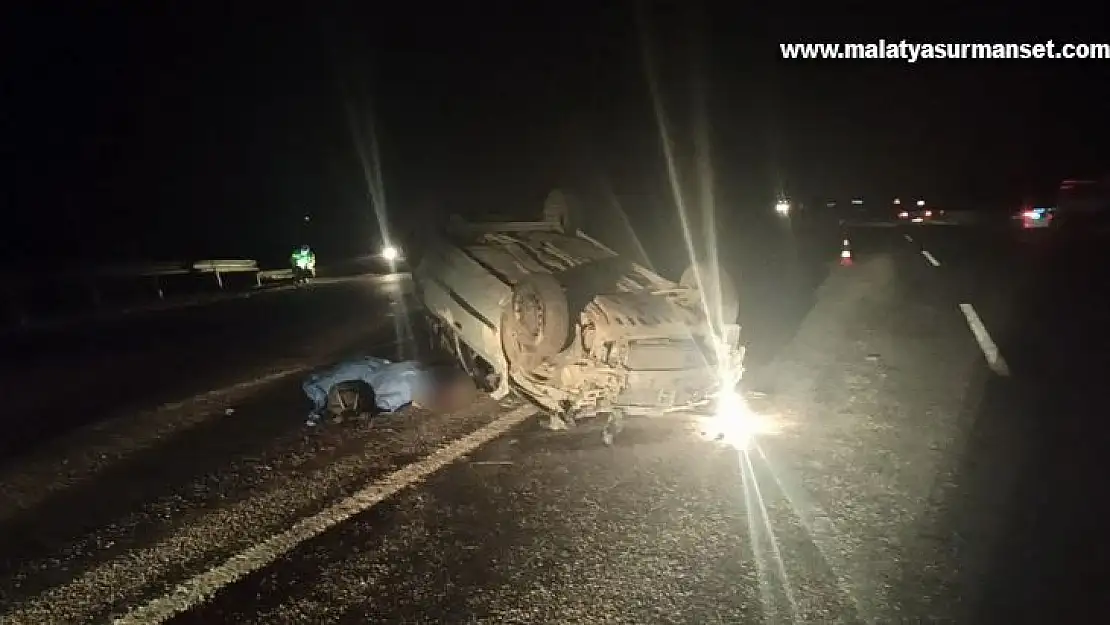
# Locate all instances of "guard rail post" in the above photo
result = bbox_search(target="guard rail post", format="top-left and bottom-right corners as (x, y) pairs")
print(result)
(190, 259), (260, 291)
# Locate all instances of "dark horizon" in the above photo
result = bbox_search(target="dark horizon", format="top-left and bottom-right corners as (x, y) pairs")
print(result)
(5, 4), (1109, 268)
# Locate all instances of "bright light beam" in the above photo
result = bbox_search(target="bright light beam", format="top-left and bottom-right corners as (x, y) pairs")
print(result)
(599, 176), (655, 271)
(740, 449), (802, 622)
(752, 443), (878, 622)
(343, 95), (393, 251)
(690, 6), (725, 333)
(636, 7), (714, 329)
(699, 390), (779, 451)
(741, 450), (779, 623)
(343, 87), (416, 354)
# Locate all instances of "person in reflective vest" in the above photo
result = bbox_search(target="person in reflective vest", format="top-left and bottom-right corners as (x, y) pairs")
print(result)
(290, 245), (316, 277)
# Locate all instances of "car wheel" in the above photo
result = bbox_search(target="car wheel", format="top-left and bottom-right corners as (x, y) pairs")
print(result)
(500, 273), (570, 370)
(680, 262), (739, 327)
(501, 308), (543, 371)
(543, 188), (583, 233)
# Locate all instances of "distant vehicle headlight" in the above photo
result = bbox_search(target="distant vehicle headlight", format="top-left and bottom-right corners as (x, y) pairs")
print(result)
(381, 245), (400, 262)
(775, 201), (791, 214)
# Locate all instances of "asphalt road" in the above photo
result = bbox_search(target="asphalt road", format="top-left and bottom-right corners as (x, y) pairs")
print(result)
(0, 274), (413, 459)
(1, 220), (1107, 623)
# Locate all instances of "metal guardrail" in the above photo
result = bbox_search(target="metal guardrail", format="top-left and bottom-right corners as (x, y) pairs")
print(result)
(191, 259), (261, 289)
(40, 260), (259, 280)
(3, 258), (265, 330)
(258, 269), (294, 282)
(78, 258), (262, 290)
(91, 263), (192, 278)
(191, 259), (259, 273)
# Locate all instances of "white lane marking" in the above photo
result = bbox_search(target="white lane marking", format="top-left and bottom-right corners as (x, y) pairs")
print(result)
(903, 234), (913, 242)
(921, 250), (940, 267)
(5, 387), (482, 625)
(113, 403), (537, 624)
(959, 303), (1010, 376)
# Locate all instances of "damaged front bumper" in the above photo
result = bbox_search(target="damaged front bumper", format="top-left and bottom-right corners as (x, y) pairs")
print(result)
(586, 324), (746, 418)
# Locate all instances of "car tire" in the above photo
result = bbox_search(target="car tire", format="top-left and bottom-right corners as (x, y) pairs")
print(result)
(501, 308), (543, 371)
(500, 273), (571, 370)
(543, 188), (583, 234)
(680, 262), (740, 326)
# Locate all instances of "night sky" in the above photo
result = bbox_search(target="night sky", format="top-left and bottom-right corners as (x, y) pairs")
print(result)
(5, 4), (1108, 269)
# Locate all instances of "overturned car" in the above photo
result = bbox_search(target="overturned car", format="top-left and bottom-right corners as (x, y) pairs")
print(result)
(413, 190), (745, 434)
